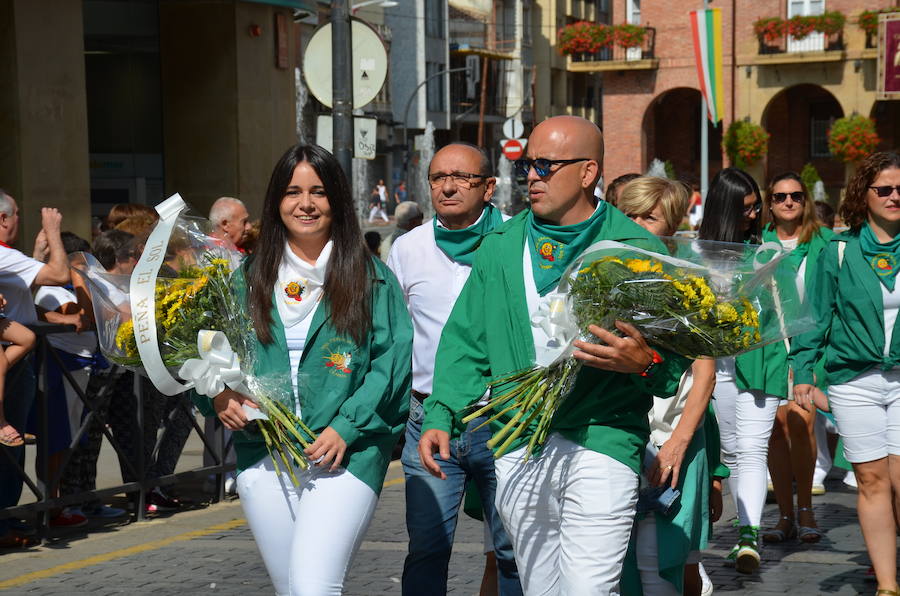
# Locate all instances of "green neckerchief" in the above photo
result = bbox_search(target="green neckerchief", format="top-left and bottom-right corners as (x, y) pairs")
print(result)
(527, 202), (607, 296)
(433, 203), (504, 266)
(761, 224), (811, 271)
(860, 222), (900, 291)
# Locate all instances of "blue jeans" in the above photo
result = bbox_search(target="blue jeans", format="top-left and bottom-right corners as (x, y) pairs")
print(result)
(401, 396), (522, 596)
(0, 357), (36, 536)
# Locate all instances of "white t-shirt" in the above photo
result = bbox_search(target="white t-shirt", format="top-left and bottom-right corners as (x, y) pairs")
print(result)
(284, 303), (319, 415)
(0, 245), (43, 325)
(34, 286), (98, 357)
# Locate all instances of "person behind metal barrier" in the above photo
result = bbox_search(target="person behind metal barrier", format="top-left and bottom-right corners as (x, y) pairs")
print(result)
(0, 190), (69, 548)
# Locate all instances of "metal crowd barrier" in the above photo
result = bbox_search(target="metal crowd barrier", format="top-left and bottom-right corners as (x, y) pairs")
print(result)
(0, 322), (236, 541)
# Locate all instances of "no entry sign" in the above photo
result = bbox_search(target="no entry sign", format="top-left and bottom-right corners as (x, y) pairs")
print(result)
(501, 138), (526, 160)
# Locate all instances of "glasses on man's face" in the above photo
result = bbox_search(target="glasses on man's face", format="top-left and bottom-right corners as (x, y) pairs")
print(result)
(743, 201), (762, 216)
(870, 185), (900, 198)
(428, 171), (486, 189)
(771, 191), (805, 204)
(514, 158), (589, 178)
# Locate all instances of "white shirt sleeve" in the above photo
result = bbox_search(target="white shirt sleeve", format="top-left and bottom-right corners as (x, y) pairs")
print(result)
(35, 286), (77, 313)
(0, 246), (44, 290)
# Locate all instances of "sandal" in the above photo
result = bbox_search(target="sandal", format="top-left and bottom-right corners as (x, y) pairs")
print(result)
(0, 424), (24, 448)
(762, 515), (796, 544)
(875, 589), (900, 595)
(797, 507), (822, 544)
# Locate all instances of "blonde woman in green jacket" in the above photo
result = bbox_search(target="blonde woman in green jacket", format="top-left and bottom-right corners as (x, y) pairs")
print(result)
(792, 151), (900, 596)
(758, 172), (832, 546)
(204, 144), (413, 596)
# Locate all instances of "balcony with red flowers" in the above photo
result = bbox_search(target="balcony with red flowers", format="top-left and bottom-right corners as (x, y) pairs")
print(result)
(558, 22), (658, 72)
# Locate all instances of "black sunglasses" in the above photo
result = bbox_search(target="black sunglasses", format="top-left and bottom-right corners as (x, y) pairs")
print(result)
(771, 191), (805, 204)
(743, 201), (762, 216)
(870, 185), (900, 198)
(514, 158), (589, 178)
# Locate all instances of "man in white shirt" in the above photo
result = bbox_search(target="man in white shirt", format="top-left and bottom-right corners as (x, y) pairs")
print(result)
(0, 189), (70, 547)
(209, 197), (251, 250)
(387, 143), (521, 595)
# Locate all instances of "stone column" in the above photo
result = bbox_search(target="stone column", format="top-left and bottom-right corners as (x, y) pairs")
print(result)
(0, 0), (92, 246)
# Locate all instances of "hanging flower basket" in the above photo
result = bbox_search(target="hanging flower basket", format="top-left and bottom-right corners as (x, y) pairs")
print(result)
(723, 120), (769, 169)
(818, 11), (846, 36)
(859, 9), (900, 38)
(827, 115), (880, 163)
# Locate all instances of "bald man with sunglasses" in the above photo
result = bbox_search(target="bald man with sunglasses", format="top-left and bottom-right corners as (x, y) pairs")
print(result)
(418, 116), (691, 595)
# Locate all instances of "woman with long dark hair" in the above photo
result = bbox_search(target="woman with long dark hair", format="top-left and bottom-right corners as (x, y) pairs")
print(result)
(202, 144), (412, 595)
(758, 172), (832, 546)
(793, 152), (900, 596)
(698, 167), (774, 574)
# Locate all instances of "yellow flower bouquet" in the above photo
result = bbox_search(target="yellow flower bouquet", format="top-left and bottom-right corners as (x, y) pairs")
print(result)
(73, 197), (318, 483)
(465, 238), (814, 458)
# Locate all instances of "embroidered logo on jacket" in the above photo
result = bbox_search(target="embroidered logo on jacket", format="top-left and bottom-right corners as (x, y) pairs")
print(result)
(322, 338), (356, 376)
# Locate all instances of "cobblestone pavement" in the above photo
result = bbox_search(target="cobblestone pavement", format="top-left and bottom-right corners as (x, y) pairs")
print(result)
(0, 467), (883, 595)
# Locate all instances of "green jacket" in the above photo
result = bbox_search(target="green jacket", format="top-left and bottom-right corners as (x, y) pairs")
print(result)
(193, 257), (413, 494)
(791, 230), (900, 387)
(421, 209), (691, 474)
(735, 226), (833, 397)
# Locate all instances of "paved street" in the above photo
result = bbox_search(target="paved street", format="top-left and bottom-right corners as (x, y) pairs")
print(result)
(0, 450), (882, 595)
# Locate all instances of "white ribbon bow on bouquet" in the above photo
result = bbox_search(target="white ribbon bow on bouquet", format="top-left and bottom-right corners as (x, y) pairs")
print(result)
(179, 330), (267, 421)
(531, 292), (580, 368)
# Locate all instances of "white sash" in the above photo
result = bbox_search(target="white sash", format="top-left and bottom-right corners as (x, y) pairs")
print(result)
(130, 194), (193, 396)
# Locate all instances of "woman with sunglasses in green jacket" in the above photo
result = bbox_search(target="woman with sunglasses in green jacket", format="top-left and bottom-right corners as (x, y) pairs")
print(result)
(755, 172), (832, 547)
(792, 151), (900, 596)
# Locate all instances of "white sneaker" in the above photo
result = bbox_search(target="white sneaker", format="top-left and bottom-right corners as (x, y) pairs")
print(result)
(698, 561), (714, 595)
(811, 483), (826, 495)
(843, 470), (858, 489)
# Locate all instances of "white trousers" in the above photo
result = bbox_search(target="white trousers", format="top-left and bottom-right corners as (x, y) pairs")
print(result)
(634, 516), (680, 596)
(236, 458), (378, 596)
(494, 433), (638, 596)
(368, 205), (388, 222)
(712, 362), (779, 527)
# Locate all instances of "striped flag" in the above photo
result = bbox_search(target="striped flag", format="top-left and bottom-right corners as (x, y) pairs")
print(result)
(690, 8), (725, 124)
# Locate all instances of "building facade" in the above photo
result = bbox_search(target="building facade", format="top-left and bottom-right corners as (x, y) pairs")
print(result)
(532, 0), (897, 200)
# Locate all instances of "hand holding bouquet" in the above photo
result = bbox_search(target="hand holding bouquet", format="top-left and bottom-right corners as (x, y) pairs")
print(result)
(465, 238), (813, 459)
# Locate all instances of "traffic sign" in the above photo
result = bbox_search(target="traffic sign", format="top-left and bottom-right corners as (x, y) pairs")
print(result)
(316, 115), (378, 160)
(502, 118), (524, 140)
(303, 19), (389, 109)
(500, 138), (527, 160)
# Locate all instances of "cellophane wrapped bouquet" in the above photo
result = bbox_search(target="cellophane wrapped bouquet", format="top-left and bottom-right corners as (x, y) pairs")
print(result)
(466, 237), (815, 459)
(73, 195), (317, 484)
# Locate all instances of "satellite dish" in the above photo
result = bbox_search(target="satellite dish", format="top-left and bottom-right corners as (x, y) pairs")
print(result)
(303, 19), (389, 109)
